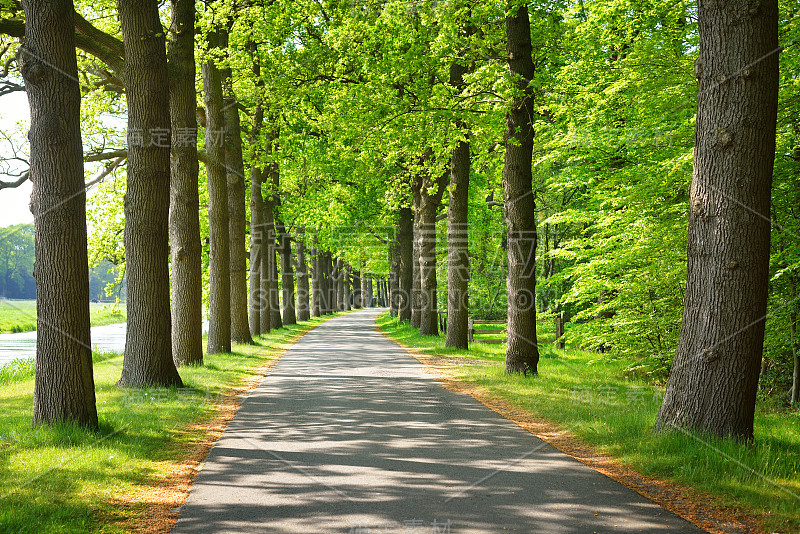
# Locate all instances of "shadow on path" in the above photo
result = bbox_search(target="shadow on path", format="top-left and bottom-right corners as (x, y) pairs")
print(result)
(173, 309), (703, 534)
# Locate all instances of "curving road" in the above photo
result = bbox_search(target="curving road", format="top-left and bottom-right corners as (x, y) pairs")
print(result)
(172, 308), (703, 534)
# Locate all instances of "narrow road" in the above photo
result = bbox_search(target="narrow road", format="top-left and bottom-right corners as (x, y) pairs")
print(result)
(173, 309), (702, 533)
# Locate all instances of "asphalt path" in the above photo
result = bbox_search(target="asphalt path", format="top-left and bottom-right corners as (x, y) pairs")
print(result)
(173, 308), (703, 534)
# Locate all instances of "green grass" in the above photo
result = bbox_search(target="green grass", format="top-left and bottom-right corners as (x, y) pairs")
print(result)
(0, 313), (339, 533)
(378, 311), (800, 533)
(0, 300), (127, 333)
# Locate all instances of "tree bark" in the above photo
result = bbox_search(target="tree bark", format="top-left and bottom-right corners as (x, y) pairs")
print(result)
(655, 0), (779, 439)
(264, 199), (282, 330)
(335, 259), (345, 311)
(445, 56), (471, 349)
(343, 265), (352, 310)
(247, 106), (265, 337)
(168, 0), (203, 366)
(295, 231), (310, 321)
(22, 0), (98, 427)
(410, 175), (423, 328)
(352, 270), (362, 308)
(222, 66), (253, 344)
(202, 40), (231, 355)
(503, 4), (540, 375)
(418, 170), (447, 336)
(311, 243), (321, 317)
(278, 219), (296, 325)
(324, 252), (335, 314)
(118, 0), (182, 386)
(397, 207), (413, 321)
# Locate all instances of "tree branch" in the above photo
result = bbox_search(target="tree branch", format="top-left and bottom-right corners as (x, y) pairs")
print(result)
(0, 15), (126, 79)
(0, 171), (29, 191)
(84, 149), (127, 162)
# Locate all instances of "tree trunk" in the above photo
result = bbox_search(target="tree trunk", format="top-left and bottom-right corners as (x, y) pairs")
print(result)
(397, 207), (413, 321)
(295, 232), (310, 321)
(311, 244), (321, 317)
(445, 47), (472, 349)
(388, 245), (400, 317)
(361, 268), (370, 309)
(202, 44), (231, 355)
(222, 68), (253, 344)
(352, 270), (362, 308)
(262, 127), (282, 330)
(503, 4), (540, 375)
(118, 0), (182, 386)
(265, 204), (282, 329)
(336, 259), (345, 311)
(410, 175), (422, 328)
(343, 265), (351, 311)
(325, 253), (336, 314)
(418, 170), (447, 336)
(248, 106), (265, 337)
(655, 0), (779, 439)
(259, 158), (272, 335)
(168, 0), (202, 366)
(22, 0), (98, 427)
(278, 219), (296, 325)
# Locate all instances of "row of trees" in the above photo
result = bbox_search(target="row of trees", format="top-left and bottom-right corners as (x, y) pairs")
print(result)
(0, 0), (795, 440)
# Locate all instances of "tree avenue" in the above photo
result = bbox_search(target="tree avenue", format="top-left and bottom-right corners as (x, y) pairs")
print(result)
(1, 0), (797, 443)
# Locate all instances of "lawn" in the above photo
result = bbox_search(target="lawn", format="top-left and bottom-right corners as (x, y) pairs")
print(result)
(0, 300), (127, 333)
(0, 313), (339, 533)
(377, 311), (800, 534)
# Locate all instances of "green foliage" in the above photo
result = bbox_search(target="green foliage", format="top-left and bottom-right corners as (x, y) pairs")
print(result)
(0, 224), (35, 300)
(0, 358), (34, 385)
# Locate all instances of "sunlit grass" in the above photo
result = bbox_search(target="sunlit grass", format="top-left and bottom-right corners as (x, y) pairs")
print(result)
(378, 311), (800, 533)
(0, 300), (127, 333)
(0, 314), (338, 533)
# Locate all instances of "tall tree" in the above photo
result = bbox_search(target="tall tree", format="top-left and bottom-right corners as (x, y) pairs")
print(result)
(222, 57), (253, 344)
(397, 207), (413, 321)
(445, 26), (473, 348)
(203, 30), (231, 355)
(410, 174), (422, 328)
(248, 163), (264, 336)
(21, 0), (98, 427)
(117, 0), (182, 387)
(168, 0), (203, 366)
(503, 3), (540, 375)
(655, 0), (780, 439)
(247, 98), (265, 337)
(295, 231), (310, 321)
(418, 169), (447, 335)
(263, 133), (283, 329)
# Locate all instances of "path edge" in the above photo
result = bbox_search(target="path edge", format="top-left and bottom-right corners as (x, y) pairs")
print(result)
(374, 317), (760, 534)
(123, 311), (358, 533)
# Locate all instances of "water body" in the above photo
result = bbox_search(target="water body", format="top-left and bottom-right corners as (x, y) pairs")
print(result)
(0, 323), (128, 368)
(0, 321), (210, 368)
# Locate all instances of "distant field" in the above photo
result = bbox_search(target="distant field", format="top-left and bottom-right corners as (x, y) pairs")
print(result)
(0, 300), (127, 333)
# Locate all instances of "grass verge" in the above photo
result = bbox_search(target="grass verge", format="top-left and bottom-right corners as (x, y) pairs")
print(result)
(377, 311), (800, 534)
(0, 312), (342, 533)
(0, 300), (127, 333)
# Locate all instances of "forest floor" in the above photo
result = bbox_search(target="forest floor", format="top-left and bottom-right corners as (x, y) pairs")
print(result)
(0, 312), (341, 533)
(375, 311), (800, 534)
(0, 299), (126, 333)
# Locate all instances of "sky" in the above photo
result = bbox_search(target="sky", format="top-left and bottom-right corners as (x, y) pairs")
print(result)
(0, 90), (34, 228)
